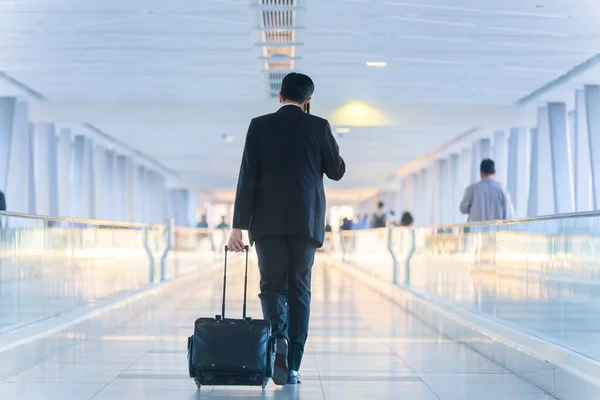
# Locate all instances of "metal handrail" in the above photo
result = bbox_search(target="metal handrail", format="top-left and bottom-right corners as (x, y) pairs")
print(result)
(2, 208), (599, 233)
(413, 210), (600, 230)
(0, 211), (163, 229)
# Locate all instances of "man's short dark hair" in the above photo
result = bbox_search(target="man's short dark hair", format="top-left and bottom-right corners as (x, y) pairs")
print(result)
(281, 73), (314, 103)
(480, 159), (495, 175)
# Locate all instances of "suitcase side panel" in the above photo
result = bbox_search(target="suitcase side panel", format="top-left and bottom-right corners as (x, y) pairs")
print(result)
(191, 319), (271, 374)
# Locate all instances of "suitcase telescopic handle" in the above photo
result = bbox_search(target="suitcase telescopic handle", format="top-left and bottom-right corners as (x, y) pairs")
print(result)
(222, 245), (250, 320)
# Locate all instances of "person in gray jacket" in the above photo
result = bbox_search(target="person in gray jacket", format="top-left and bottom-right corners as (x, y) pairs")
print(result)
(460, 159), (514, 222)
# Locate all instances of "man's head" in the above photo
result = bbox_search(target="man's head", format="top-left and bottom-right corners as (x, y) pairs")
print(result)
(378, 201), (384, 210)
(480, 159), (496, 179)
(279, 73), (314, 113)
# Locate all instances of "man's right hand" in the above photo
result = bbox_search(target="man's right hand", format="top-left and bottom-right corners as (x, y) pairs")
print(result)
(227, 229), (245, 252)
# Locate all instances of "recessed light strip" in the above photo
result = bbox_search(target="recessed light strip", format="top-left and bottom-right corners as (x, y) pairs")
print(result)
(366, 61), (387, 68)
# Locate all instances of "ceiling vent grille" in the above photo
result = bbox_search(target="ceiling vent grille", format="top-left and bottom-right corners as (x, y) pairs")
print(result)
(261, 0), (297, 6)
(262, 30), (295, 44)
(256, 0), (301, 98)
(268, 71), (288, 82)
(263, 46), (295, 58)
(269, 81), (281, 92)
(262, 10), (295, 28)
(266, 60), (295, 70)
(268, 71), (287, 97)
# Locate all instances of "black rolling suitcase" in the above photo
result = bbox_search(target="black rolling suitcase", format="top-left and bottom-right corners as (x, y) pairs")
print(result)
(187, 245), (275, 389)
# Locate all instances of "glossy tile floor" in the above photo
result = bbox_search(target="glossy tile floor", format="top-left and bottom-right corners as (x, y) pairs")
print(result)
(0, 256), (556, 399)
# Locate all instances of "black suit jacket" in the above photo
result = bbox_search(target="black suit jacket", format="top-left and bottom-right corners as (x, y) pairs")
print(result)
(233, 105), (345, 247)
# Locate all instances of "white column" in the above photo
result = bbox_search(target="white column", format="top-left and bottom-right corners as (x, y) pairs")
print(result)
(57, 128), (72, 217)
(419, 168), (430, 225)
(34, 123), (59, 216)
(460, 147), (471, 187)
(449, 153), (460, 224)
(409, 172), (419, 221)
(186, 189), (196, 227)
(437, 159), (450, 225)
(479, 137), (491, 160)
(569, 110), (576, 181)
(27, 124), (36, 214)
(493, 130), (507, 188)
(122, 157), (135, 222)
(547, 102), (575, 213)
(470, 138), (491, 183)
(87, 138), (95, 219)
(0, 97), (17, 194)
(535, 107), (555, 215)
(507, 128), (530, 217)
(584, 85), (600, 209)
(135, 166), (146, 223)
(105, 150), (115, 220)
(457, 148), (471, 222)
(93, 146), (106, 219)
(527, 128), (538, 217)
(6, 102), (30, 213)
(167, 189), (179, 225)
(157, 175), (167, 224)
(147, 171), (157, 224)
(71, 135), (94, 219)
(429, 160), (441, 225)
(574, 89), (593, 211)
(115, 155), (126, 221)
(470, 141), (480, 184)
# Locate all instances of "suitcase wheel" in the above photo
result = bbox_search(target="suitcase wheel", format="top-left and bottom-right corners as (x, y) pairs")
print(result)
(262, 379), (269, 390)
(195, 380), (201, 390)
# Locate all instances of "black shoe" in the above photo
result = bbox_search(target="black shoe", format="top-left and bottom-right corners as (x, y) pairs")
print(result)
(288, 370), (301, 384)
(272, 337), (289, 386)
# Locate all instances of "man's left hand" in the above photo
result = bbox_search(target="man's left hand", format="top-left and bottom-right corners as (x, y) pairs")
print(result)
(228, 229), (245, 252)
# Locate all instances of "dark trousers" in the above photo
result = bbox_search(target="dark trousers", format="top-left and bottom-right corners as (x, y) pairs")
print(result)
(254, 236), (317, 371)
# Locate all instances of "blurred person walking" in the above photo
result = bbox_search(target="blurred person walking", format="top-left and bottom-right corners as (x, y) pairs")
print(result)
(460, 159), (514, 222)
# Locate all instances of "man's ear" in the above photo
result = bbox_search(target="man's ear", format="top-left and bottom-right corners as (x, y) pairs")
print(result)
(279, 92), (284, 104)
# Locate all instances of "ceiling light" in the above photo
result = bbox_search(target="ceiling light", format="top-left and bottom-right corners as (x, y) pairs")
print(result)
(366, 61), (387, 68)
(335, 127), (351, 134)
(221, 134), (234, 143)
(330, 102), (393, 127)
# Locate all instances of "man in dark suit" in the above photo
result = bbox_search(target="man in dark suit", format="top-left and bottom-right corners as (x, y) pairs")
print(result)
(228, 73), (345, 385)
(0, 190), (5, 211)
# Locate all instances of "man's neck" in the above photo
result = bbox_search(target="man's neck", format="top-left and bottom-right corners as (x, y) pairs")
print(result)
(282, 102), (303, 109)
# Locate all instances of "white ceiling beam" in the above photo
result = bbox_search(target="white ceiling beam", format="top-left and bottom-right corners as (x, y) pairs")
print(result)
(29, 101), (537, 129)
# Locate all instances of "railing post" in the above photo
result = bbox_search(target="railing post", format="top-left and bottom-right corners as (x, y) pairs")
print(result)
(388, 225), (400, 285)
(144, 227), (155, 284)
(160, 218), (173, 282)
(404, 229), (416, 286)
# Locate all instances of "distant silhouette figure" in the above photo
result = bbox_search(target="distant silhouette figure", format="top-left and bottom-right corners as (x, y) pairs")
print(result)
(399, 212), (414, 227)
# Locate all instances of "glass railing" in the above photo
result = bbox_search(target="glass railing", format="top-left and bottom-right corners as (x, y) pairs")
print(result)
(0, 212), (218, 335)
(326, 212), (600, 363)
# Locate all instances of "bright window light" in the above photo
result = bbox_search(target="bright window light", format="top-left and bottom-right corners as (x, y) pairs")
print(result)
(366, 61), (388, 67)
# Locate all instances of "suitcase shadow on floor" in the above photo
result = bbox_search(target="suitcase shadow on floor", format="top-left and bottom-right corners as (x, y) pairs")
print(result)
(190, 385), (305, 400)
